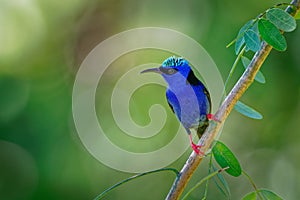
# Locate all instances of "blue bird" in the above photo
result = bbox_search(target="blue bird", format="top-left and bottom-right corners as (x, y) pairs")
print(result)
(141, 56), (215, 154)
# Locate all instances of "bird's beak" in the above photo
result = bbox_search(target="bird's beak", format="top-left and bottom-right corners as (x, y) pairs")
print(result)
(140, 67), (162, 74)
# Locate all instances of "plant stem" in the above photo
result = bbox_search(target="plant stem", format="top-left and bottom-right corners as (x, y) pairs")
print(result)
(181, 167), (229, 200)
(242, 170), (264, 200)
(94, 168), (178, 200)
(165, 1), (300, 199)
(221, 46), (246, 107)
(202, 155), (213, 199)
(224, 46), (245, 90)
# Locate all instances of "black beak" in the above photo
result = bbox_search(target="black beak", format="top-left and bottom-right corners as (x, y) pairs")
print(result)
(140, 67), (162, 74)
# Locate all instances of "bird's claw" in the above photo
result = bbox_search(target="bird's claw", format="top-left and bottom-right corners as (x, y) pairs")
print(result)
(191, 142), (204, 155)
(207, 113), (221, 123)
(189, 134), (204, 155)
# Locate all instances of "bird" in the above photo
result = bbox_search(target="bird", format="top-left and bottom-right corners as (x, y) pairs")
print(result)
(141, 56), (215, 155)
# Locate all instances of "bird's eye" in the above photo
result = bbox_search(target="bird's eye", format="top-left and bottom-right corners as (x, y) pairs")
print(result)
(168, 69), (175, 74)
(159, 67), (178, 75)
(166, 68), (177, 75)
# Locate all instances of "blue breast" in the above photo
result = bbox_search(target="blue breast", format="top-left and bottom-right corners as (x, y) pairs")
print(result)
(160, 56), (211, 136)
(166, 81), (210, 132)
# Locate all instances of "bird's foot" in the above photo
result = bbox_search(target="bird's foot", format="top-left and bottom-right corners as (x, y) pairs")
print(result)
(207, 113), (220, 123)
(189, 134), (204, 155)
(191, 142), (203, 155)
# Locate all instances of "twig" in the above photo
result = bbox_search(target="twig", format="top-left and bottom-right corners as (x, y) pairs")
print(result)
(165, 1), (300, 199)
(181, 166), (229, 200)
(95, 168), (178, 200)
(242, 170), (264, 200)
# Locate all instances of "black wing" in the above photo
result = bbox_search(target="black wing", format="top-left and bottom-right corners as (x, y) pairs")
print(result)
(203, 87), (212, 113)
(186, 69), (200, 85)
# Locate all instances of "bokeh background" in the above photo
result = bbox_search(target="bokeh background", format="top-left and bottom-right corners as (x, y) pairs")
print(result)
(1, 0), (300, 199)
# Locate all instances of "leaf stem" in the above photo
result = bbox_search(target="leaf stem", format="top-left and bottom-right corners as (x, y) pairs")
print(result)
(220, 46), (245, 108)
(202, 155), (213, 200)
(226, 38), (237, 48)
(242, 170), (257, 191)
(223, 46), (246, 96)
(242, 170), (264, 200)
(181, 167), (229, 200)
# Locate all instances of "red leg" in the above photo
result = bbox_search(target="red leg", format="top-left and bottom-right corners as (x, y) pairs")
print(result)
(207, 113), (220, 122)
(189, 134), (203, 155)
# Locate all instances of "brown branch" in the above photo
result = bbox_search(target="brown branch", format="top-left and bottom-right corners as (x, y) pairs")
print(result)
(166, 1), (300, 199)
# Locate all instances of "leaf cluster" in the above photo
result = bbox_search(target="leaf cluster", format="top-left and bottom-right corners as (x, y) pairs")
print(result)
(234, 7), (297, 53)
(211, 141), (283, 200)
(228, 5), (297, 120)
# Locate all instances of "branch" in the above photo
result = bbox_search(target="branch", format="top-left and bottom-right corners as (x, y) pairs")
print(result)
(166, 1), (300, 199)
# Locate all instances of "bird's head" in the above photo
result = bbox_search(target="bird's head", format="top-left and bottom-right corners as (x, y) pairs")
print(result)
(141, 56), (198, 87)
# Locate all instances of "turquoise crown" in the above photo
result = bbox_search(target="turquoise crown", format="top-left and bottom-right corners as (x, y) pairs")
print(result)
(162, 56), (188, 67)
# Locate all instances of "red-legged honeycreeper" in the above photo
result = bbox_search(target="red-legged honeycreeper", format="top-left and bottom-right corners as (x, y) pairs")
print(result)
(141, 56), (215, 155)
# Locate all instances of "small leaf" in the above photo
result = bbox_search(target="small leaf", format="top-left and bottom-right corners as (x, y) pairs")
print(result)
(258, 18), (287, 51)
(212, 141), (242, 177)
(244, 29), (261, 52)
(245, 45), (250, 52)
(212, 163), (231, 198)
(259, 189), (283, 200)
(266, 8), (297, 32)
(241, 56), (251, 67)
(235, 37), (245, 55)
(234, 101), (263, 119)
(243, 191), (257, 200)
(241, 56), (266, 83)
(235, 20), (254, 54)
(251, 21), (259, 33)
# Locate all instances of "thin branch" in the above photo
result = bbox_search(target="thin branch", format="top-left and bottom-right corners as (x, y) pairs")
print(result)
(166, 1), (300, 199)
(181, 166), (229, 200)
(242, 170), (264, 200)
(95, 168), (178, 200)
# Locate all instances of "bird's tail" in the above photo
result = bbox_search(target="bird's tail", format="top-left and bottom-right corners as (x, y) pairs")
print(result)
(196, 120), (209, 138)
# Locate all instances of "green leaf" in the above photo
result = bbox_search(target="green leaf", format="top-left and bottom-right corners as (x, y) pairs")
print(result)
(242, 189), (283, 200)
(243, 191), (257, 200)
(251, 21), (259, 33)
(235, 36), (245, 55)
(234, 101), (263, 119)
(235, 20), (254, 55)
(258, 18), (287, 51)
(266, 8), (296, 32)
(241, 56), (266, 83)
(241, 56), (251, 67)
(244, 29), (261, 52)
(212, 163), (231, 198)
(259, 189), (283, 200)
(212, 141), (242, 177)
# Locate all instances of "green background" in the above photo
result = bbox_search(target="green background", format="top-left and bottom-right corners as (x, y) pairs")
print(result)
(1, 0), (299, 199)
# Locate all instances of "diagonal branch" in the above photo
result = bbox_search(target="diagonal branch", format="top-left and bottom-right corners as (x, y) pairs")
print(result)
(166, 1), (300, 199)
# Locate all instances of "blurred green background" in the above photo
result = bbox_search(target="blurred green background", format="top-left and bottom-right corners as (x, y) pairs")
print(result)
(1, 0), (300, 199)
